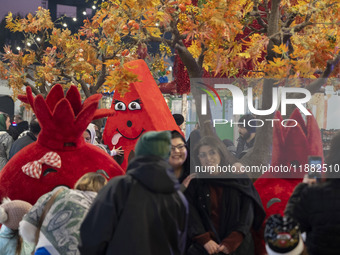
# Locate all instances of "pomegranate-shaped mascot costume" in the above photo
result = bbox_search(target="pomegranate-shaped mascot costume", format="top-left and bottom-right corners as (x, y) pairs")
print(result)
(0, 85), (124, 205)
(103, 60), (181, 170)
(253, 109), (323, 254)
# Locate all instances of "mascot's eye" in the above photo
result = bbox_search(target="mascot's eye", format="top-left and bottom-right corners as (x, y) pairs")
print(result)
(114, 102), (126, 111)
(43, 168), (58, 176)
(128, 101), (141, 110)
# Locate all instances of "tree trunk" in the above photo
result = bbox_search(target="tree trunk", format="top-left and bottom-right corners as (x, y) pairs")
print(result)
(240, 79), (275, 172)
(175, 43), (213, 134)
(239, 0), (281, 171)
(176, 44), (239, 165)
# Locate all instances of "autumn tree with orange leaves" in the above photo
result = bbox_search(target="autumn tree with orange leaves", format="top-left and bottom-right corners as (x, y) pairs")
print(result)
(1, 0), (340, 166)
(0, 7), (141, 99)
(90, 0), (340, 165)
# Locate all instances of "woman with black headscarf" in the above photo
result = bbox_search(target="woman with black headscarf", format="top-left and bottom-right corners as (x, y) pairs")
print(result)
(185, 136), (265, 255)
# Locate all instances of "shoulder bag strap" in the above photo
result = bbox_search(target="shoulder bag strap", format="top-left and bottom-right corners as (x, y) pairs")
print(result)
(34, 188), (64, 246)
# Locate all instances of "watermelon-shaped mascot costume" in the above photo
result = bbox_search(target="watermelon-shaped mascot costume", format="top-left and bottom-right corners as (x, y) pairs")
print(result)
(103, 60), (181, 170)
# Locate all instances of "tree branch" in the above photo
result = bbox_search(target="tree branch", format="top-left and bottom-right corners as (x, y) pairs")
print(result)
(39, 79), (47, 95)
(289, 14), (312, 33)
(24, 82), (40, 95)
(78, 79), (91, 98)
(198, 43), (207, 68)
(252, 3), (268, 29)
(262, 0), (269, 15)
(284, 52), (340, 116)
(26, 73), (36, 82)
(307, 52), (340, 94)
(93, 62), (107, 93)
(175, 42), (202, 78)
(266, 0), (281, 61)
(61, 70), (91, 98)
(283, 12), (297, 28)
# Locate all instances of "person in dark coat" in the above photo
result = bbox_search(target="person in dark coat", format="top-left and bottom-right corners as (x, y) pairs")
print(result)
(185, 136), (265, 255)
(284, 131), (340, 255)
(79, 131), (188, 255)
(8, 118), (41, 159)
(8, 115), (29, 141)
(236, 114), (256, 159)
(0, 113), (13, 171)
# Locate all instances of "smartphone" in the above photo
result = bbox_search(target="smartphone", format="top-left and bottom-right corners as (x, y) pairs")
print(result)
(308, 156), (322, 182)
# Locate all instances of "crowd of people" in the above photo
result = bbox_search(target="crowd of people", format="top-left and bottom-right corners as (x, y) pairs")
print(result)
(0, 112), (339, 255)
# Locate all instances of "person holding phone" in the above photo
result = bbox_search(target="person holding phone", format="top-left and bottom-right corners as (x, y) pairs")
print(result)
(284, 132), (340, 255)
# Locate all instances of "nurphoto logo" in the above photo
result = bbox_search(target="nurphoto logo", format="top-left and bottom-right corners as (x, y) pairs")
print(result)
(200, 84), (311, 116)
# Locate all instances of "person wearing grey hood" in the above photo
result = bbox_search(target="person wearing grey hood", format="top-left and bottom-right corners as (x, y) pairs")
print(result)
(79, 131), (188, 255)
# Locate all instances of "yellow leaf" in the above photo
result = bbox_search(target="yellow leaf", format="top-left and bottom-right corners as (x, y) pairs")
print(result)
(147, 27), (162, 38)
(98, 39), (105, 50)
(238, 52), (250, 58)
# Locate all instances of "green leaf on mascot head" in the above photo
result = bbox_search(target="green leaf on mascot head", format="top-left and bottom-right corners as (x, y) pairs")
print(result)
(267, 198), (282, 209)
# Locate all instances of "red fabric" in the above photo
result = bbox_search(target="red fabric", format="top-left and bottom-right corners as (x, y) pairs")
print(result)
(173, 53), (191, 94)
(193, 232), (212, 246)
(209, 186), (244, 253)
(103, 60), (181, 170)
(209, 185), (223, 234)
(221, 231), (244, 253)
(0, 85), (124, 205)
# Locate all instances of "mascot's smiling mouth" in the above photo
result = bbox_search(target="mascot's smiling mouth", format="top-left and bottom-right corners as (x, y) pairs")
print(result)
(116, 128), (145, 140)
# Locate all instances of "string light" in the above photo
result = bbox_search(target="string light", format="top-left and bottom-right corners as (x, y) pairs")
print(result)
(92, 5), (96, 9)
(73, 17), (77, 21)
(37, 37), (41, 42)
(155, 22), (159, 27)
(16, 47), (21, 51)
(83, 11), (87, 15)
(63, 23), (68, 27)
(27, 42), (31, 46)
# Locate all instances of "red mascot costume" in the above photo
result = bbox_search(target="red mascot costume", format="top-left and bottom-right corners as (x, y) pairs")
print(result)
(103, 59), (181, 170)
(253, 109), (323, 254)
(0, 84), (124, 205)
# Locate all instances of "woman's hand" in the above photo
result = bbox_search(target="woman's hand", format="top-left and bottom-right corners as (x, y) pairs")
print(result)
(203, 240), (220, 254)
(219, 244), (230, 254)
(232, 162), (245, 174)
(302, 173), (317, 186)
(182, 173), (197, 188)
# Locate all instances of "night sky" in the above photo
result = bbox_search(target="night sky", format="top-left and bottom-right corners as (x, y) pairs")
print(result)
(0, 0), (42, 20)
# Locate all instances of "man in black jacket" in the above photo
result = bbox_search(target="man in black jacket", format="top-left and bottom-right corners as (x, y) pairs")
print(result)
(8, 115), (29, 141)
(236, 114), (256, 159)
(8, 118), (41, 159)
(79, 131), (188, 255)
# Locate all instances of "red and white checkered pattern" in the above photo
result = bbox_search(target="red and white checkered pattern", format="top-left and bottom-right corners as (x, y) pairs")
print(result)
(22, 152), (61, 179)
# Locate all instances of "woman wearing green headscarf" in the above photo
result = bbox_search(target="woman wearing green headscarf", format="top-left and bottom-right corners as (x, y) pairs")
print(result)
(0, 113), (13, 171)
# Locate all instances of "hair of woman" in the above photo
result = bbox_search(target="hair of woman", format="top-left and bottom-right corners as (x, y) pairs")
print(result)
(74, 172), (107, 192)
(171, 130), (186, 143)
(170, 130), (191, 178)
(193, 136), (229, 166)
